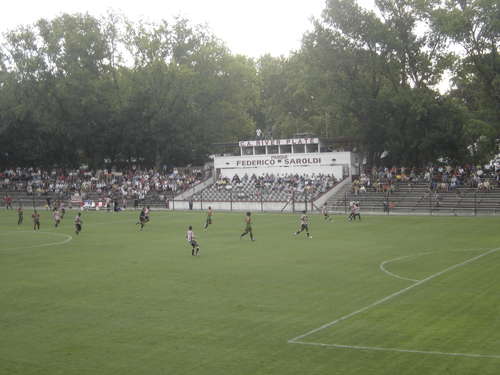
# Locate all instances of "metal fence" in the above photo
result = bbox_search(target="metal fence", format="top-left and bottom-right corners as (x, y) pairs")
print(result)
(335, 191), (500, 216)
(167, 188), (316, 213)
(2, 189), (318, 214)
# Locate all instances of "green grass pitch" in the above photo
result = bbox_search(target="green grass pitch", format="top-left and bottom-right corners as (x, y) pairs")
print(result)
(1, 209), (499, 375)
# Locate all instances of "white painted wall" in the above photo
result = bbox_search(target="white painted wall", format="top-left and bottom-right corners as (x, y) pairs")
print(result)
(169, 199), (310, 213)
(214, 152), (353, 180)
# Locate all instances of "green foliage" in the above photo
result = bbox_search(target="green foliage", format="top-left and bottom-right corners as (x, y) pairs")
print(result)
(0, 2), (498, 169)
(0, 14), (257, 168)
(429, 0), (500, 161)
(281, 0), (490, 166)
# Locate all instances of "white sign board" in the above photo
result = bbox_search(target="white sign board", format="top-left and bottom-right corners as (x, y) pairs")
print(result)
(214, 152), (352, 180)
(238, 138), (319, 147)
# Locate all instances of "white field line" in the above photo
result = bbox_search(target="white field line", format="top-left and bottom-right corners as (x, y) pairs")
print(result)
(379, 249), (489, 282)
(288, 246), (500, 344)
(450, 248), (487, 252)
(379, 253), (432, 282)
(290, 340), (500, 360)
(0, 231), (73, 252)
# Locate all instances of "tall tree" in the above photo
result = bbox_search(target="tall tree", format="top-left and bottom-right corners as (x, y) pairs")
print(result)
(294, 0), (466, 166)
(429, 0), (499, 162)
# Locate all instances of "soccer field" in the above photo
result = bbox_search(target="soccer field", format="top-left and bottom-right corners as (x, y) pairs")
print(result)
(1, 209), (499, 375)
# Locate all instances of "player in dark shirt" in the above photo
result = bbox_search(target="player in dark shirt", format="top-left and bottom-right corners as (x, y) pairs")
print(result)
(240, 212), (255, 241)
(32, 210), (40, 231)
(137, 207), (147, 231)
(204, 207), (213, 230)
(322, 203), (332, 221)
(17, 206), (23, 225)
(4, 195), (13, 210)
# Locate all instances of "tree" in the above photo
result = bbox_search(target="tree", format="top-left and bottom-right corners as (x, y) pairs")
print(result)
(428, 0), (499, 162)
(292, 0), (467, 166)
(0, 13), (260, 168)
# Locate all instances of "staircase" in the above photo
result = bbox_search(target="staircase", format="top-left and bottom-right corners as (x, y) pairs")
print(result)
(326, 180), (352, 214)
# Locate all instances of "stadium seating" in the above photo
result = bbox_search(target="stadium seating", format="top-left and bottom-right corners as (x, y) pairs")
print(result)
(0, 167), (208, 209)
(4, 166), (500, 214)
(189, 174), (339, 202)
(327, 179), (500, 215)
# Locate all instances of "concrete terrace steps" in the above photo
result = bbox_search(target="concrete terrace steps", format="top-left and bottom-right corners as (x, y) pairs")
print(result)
(189, 178), (338, 203)
(326, 181), (500, 215)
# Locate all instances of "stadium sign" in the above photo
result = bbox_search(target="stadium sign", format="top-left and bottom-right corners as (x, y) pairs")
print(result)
(236, 156), (322, 167)
(238, 138), (319, 147)
(214, 152), (353, 180)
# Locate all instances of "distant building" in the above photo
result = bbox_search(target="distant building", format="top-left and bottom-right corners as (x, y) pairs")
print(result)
(212, 136), (359, 180)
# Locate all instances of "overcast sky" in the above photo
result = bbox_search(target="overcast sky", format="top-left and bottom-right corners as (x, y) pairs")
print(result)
(0, 0), (375, 58)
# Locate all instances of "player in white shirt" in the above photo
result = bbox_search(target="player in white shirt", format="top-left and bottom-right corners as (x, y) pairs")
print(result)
(74, 212), (83, 235)
(53, 208), (61, 228)
(348, 201), (355, 221)
(294, 211), (312, 238)
(186, 226), (200, 256)
(353, 202), (361, 221)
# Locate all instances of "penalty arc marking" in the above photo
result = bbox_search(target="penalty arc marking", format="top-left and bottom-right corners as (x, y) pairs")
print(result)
(288, 246), (500, 359)
(378, 252), (432, 282)
(379, 248), (487, 283)
(0, 231), (73, 252)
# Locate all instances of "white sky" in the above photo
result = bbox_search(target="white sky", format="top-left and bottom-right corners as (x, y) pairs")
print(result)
(1, 1), (449, 90)
(0, 0), (377, 58)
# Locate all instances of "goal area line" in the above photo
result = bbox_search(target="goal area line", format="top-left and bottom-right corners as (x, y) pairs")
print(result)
(288, 247), (500, 360)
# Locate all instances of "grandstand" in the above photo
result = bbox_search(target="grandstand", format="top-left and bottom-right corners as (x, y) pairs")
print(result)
(0, 136), (356, 212)
(190, 174), (338, 203)
(0, 167), (209, 210)
(174, 136), (355, 212)
(2, 144), (500, 216)
(327, 167), (500, 216)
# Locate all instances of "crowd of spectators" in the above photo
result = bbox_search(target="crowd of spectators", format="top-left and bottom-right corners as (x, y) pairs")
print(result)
(352, 165), (500, 195)
(0, 167), (206, 202)
(211, 173), (339, 200)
